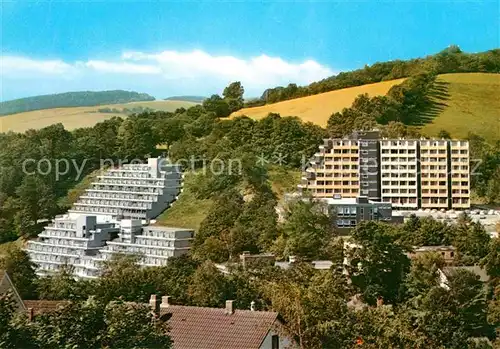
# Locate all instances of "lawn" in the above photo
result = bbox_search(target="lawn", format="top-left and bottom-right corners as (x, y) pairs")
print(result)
(155, 172), (213, 230)
(232, 73), (500, 144)
(420, 73), (500, 143)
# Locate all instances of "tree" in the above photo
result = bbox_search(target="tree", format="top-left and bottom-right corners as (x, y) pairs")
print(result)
(405, 252), (445, 298)
(30, 297), (172, 349)
(95, 254), (156, 303)
(410, 268), (495, 347)
(346, 221), (410, 305)
(154, 255), (199, 305)
(188, 261), (230, 307)
(454, 220), (490, 264)
(223, 81), (244, 112)
(0, 293), (35, 349)
(36, 264), (90, 301)
(103, 300), (172, 349)
(14, 175), (58, 237)
(481, 238), (500, 281)
(116, 117), (157, 159)
(280, 198), (335, 260)
(193, 189), (244, 261)
(202, 94), (231, 118)
(262, 264), (354, 349)
(0, 246), (38, 299)
(437, 129), (451, 139)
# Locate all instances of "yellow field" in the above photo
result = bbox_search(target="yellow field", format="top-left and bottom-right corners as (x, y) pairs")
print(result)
(0, 100), (198, 133)
(232, 78), (406, 126)
(232, 73), (500, 143)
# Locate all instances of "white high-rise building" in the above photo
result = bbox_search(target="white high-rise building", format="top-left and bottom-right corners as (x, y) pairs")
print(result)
(26, 157), (194, 278)
(97, 220), (193, 267)
(300, 131), (470, 210)
(380, 139), (419, 209)
(26, 215), (119, 277)
(69, 157), (182, 221)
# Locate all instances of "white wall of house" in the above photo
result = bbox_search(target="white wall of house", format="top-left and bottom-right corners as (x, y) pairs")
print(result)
(259, 330), (294, 349)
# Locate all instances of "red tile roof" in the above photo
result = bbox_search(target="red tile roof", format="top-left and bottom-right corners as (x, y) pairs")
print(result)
(160, 305), (279, 349)
(23, 300), (68, 315)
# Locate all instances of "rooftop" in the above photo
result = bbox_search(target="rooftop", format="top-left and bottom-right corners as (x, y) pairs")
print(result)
(159, 304), (279, 349)
(23, 300), (68, 316)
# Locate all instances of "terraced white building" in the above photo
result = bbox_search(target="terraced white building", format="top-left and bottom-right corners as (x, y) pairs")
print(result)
(26, 156), (194, 278)
(69, 157), (182, 220)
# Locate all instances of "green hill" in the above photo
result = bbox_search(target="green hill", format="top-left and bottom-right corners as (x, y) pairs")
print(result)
(0, 90), (156, 116)
(164, 95), (206, 103)
(234, 73), (500, 143)
(156, 167), (301, 230)
(420, 73), (500, 142)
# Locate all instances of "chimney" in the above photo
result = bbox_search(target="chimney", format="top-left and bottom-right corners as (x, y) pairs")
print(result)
(376, 296), (384, 307)
(28, 308), (34, 322)
(149, 294), (161, 315)
(250, 301), (255, 311)
(161, 296), (170, 308)
(225, 300), (234, 315)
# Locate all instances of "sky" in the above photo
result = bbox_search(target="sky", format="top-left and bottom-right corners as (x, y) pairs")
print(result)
(1, 1), (499, 101)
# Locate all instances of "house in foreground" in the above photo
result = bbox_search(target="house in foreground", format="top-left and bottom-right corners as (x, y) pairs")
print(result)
(2, 271), (295, 349)
(150, 295), (294, 349)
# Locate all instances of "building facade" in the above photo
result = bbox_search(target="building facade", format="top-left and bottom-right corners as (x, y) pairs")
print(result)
(299, 130), (470, 209)
(324, 196), (403, 233)
(26, 214), (194, 278)
(26, 157), (194, 279)
(69, 157), (182, 221)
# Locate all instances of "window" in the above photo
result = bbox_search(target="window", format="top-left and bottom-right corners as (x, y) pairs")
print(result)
(272, 335), (279, 349)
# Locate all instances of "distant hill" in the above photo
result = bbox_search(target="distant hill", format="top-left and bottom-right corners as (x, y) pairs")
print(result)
(0, 100), (199, 133)
(164, 95), (206, 103)
(232, 73), (500, 143)
(0, 90), (156, 116)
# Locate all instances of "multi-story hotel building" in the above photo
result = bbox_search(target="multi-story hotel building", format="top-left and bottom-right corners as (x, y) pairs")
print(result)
(69, 157), (182, 221)
(26, 156), (194, 278)
(300, 130), (470, 210)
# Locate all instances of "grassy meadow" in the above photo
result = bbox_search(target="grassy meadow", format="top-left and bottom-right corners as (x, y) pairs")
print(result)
(232, 73), (500, 143)
(0, 100), (198, 133)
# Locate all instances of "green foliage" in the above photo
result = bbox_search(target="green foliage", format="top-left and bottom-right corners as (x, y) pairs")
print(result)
(347, 221), (411, 305)
(188, 261), (231, 307)
(95, 254), (157, 303)
(36, 264), (90, 301)
(468, 133), (500, 204)
(0, 293), (34, 349)
(202, 94), (230, 118)
(252, 47), (500, 106)
(117, 117), (157, 159)
(327, 72), (437, 137)
(0, 90), (155, 116)
(407, 269), (494, 347)
(223, 81), (245, 113)
(398, 214), (455, 247)
(261, 263), (353, 349)
(405, 252), (445, 298)
(0, 246), (38, 299)
(28, 297), (172, 349)
(278, 198), (336, 260)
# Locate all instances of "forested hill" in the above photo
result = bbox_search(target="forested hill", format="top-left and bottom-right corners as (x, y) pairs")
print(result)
(0, 90), (156, 116)
(247, 46), (500, 107)
(164, 95), (206, 103)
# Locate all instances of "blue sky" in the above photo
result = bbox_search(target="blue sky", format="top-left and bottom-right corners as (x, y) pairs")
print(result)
(1, 1), (499, 101)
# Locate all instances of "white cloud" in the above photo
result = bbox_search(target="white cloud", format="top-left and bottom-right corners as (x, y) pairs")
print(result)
(1, 56), (75, 76)
(0, 50), (335, 100)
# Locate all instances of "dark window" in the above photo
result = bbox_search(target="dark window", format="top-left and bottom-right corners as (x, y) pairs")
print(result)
(272, 335), (279, 349)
